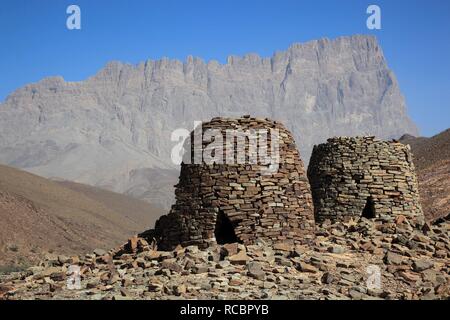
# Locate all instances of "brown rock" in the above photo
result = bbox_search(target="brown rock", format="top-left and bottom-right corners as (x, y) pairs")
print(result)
(398, 271), (421, 284)
(229, 251), (251, 265)
(127, 236), (139, 252)
(395, 215), (406, 225)
(174, 284), (186, 296)
(273, 242), (293, 252)
(222, 243), (239, 257)
(160, 259), (183, 273)
(297, 262), (318, 273)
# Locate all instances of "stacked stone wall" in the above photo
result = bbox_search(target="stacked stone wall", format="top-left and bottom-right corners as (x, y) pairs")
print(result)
(307, 136), (423, 223)
(153, 116), (315, 250)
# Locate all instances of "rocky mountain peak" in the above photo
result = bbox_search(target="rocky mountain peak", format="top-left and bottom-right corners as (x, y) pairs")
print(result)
(0, 35), (419, 209)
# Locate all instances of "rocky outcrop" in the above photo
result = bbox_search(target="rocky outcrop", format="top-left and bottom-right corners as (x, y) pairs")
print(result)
(0, 35), (418, 209)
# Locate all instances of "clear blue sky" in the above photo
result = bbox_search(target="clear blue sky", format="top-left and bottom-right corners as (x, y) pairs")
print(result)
(1, 0), (449, 136)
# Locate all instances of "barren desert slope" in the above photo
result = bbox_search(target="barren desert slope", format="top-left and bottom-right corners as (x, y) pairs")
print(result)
(400, 129), (450, 222)
(0, 164), (163, 270)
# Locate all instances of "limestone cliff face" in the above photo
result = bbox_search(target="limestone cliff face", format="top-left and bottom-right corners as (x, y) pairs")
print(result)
(0, 35), (418, 209)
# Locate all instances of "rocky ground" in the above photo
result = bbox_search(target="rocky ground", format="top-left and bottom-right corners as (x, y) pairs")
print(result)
(1, 216), (448, 300)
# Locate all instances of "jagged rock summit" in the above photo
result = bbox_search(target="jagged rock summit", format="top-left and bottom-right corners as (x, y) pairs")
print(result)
(0, 35), (418, 209)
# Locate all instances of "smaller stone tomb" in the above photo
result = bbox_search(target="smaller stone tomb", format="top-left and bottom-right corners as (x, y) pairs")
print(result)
(307, 136), (424, 223)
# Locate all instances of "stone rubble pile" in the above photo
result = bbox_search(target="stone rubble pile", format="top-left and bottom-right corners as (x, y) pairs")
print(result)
(1, 217), (448, 300)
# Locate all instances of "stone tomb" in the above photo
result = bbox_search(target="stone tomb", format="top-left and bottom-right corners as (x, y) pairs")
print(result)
(307, 136), (424, 223)
(149, 116), (315, 250)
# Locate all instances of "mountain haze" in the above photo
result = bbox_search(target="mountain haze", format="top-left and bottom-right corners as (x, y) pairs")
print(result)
(0, 35), (418, 209)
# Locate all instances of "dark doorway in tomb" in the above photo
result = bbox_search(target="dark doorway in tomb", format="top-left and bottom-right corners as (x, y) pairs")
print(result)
(362, 197), (376, 219)
(215, 211), (239, 244)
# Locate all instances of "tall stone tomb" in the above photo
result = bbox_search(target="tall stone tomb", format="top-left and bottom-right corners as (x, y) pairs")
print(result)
(149, 116), (315, 250)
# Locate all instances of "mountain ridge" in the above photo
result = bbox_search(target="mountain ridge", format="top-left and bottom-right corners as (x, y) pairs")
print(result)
(0, 33), (384, 94)
(0, 35), (419, 209)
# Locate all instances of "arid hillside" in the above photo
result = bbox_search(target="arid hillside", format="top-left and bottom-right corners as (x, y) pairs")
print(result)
(400, 129), (450, 222)
(0, 165), (163, 271)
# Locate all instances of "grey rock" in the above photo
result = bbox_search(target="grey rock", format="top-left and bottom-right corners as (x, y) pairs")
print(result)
(321, 272), (334, 284)
(192, 265), (208, 274)
(247, 262), (265, 281)
(93, 249), (107, 256)
(275, 256), (293, 267)
(348, 290), (362, 300)
(160, 260), (183, 273)
(215, 261), (231, 269)
(384, 251), (404, 265)
(328, 246), (345, 254)
(340, 273), (357, 283)
(412, 259), (434, 272)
